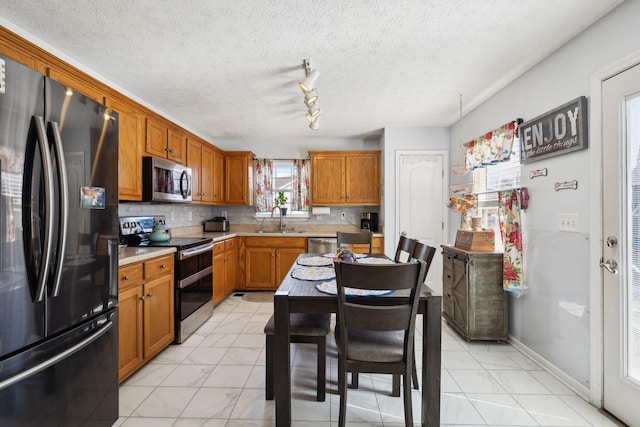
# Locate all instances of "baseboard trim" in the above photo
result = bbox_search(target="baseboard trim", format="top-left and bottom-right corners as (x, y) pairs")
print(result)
(508, 335), (592, 403)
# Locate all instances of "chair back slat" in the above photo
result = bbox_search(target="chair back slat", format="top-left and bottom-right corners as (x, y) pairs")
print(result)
(332, 261), (418, 291)
(346, 304), (411, 331)
(394, 233), (418, 263)
(411, 242), (436, 271)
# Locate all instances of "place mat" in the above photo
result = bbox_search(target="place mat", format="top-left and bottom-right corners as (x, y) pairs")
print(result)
(315, 280), (393, 296)
(322, 253), (368, 259)
(356, 257), (395, 264)
(291, 266), (335, 281)
(297, 256), (333, 267)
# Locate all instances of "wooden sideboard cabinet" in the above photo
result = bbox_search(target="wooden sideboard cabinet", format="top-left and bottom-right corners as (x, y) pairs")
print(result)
(441, 245), (508, 341)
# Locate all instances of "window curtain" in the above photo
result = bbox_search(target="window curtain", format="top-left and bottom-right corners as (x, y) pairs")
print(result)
(498, 189), (525, 295)
(465, 120), (518, 171)
(254, 159), (273, 212)
(291, 159), (310, 211)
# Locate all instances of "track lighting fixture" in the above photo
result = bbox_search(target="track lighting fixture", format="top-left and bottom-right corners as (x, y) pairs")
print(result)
(299, 59), (321, 130)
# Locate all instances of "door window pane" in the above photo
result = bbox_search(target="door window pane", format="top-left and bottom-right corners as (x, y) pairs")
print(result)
(628, 93), (640, 382)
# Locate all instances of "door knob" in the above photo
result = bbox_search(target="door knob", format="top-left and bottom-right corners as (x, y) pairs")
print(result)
(599, 258), (619, 275)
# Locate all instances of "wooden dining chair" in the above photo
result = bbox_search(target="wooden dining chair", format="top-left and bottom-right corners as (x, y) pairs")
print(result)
(336, 231), (373, 254)
(394, 232), (418, 263)
(264, 312), (331, 401)
(333, 260), (428, 427)
(411, 241), (437, 271)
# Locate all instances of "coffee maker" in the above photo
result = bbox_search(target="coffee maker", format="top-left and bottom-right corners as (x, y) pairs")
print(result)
(360, 212), (379, 232)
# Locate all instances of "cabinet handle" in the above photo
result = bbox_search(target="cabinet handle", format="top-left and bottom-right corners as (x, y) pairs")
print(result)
(147, 292), (153, 298)
(123, 275), (130, 280)
(169, 148), (174, 153)
(446, 274), (451, 279)
(160, 264), (166, 269)
(140, 295), (145, 301)
(447, 293), (451, 298)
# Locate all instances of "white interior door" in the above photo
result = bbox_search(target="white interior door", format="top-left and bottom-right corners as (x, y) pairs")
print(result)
(602, 62), (640, 426)
(396, 151), (446, 293)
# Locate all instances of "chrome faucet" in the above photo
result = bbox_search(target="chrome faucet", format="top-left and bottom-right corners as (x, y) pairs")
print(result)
(271, 206), (284, 232)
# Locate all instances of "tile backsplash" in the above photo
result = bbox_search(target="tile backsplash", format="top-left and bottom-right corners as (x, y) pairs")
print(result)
(118, 203), (378, 229)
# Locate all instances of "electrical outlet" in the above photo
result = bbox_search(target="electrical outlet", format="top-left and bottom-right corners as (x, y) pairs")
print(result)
(341, 212), (347, 220)
(189, 211), (193, 221)
(171, 211), (175, 221)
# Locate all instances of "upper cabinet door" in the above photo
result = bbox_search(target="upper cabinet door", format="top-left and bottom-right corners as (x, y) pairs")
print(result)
(106, 98), (146, 201)
(346, 152), (380, 205)
(186, 138), (203, 202)
(145, 117), (169, 159)
(167, 128), (186, 164)
(225, 151), (254, 205)
(310, 154), (345, 205)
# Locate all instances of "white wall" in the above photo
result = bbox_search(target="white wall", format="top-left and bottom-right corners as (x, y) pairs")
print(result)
(448, 0), (640, 394)
(382, 127), (450, 255)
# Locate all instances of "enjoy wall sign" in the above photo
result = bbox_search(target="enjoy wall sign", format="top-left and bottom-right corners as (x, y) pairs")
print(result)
(519, 96), (588, 163)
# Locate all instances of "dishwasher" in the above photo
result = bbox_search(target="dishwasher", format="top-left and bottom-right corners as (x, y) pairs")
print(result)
(307, 237), (337, 254)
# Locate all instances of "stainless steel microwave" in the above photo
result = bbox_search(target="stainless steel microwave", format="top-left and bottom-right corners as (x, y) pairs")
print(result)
(142, 156), (192, 203)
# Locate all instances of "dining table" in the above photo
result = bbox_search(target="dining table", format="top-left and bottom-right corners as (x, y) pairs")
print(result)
(272, 253), (442, 426)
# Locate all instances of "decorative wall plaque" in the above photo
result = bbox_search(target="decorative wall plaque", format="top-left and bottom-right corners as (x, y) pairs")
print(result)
(520, 96), (588, 164)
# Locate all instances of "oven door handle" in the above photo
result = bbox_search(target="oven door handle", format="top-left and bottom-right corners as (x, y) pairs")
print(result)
(178, 265), (213, 289)
(179, 242), (214, 260)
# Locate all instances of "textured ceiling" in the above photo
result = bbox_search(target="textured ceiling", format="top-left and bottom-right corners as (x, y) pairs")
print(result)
(0, 0), (624, 141)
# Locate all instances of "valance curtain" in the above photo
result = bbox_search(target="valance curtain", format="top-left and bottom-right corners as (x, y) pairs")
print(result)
(498, 189), (525, 295)
(465, 120), (518, 170)
(255, 159), (273, 212)
(291, 159), (310, 211)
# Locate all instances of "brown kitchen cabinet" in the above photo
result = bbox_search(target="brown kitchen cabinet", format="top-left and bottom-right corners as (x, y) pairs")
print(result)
(212, 149), (225, 204)
(145, 117), (186, 164)
(187, 137), (216, 204)
(350, 236), (384, 254)
(225, 151), (255, 205)
(224, 238), (239, 297)
(118, 253), (175, 383)
(106, 97), (146, 201)
(212, 241), (225, 305)
(243, 237), (306, 290)
(212, 238), (239, 305)
(441, 245), (508, 341)
(309, 150), (380, 205)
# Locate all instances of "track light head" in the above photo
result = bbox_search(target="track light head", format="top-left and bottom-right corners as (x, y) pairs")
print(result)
(307, 103), (321, 118)
(304, 89), (318, 106)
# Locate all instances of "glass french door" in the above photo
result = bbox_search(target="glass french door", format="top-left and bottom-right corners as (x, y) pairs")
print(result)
(602, 62), (640, 426)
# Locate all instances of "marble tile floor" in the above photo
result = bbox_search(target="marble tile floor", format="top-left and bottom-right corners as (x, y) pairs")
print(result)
(115, 295), (621, 427)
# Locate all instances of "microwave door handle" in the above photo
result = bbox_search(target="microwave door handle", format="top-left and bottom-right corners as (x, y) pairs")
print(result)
(46, 121), (68, 297)
(180, 169), (189, 199)
(28, 116), (55, 302)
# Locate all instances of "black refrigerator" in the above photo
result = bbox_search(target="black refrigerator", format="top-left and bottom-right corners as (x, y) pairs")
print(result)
(0, 56), (119, 425)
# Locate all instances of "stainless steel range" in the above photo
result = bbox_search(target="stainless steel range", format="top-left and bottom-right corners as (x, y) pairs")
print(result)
(119, 216), (214, 343)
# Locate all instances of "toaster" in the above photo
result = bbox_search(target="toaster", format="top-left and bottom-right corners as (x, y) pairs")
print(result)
(204, 217), (229, 232)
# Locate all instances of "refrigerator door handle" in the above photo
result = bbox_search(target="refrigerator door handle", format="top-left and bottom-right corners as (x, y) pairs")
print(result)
(47, 121), (69, 297)
(0, 320), (114, 392)
(31, 116), (55, 302)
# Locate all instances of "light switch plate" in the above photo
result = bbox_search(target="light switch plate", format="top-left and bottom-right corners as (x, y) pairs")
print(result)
(559, 213), (579, 232)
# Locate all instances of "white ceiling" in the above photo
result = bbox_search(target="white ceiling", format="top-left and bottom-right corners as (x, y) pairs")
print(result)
(0, 0), (624, 141)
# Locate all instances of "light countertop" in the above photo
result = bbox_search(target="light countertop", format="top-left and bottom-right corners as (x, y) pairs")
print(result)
(118, 246), (176, 266)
